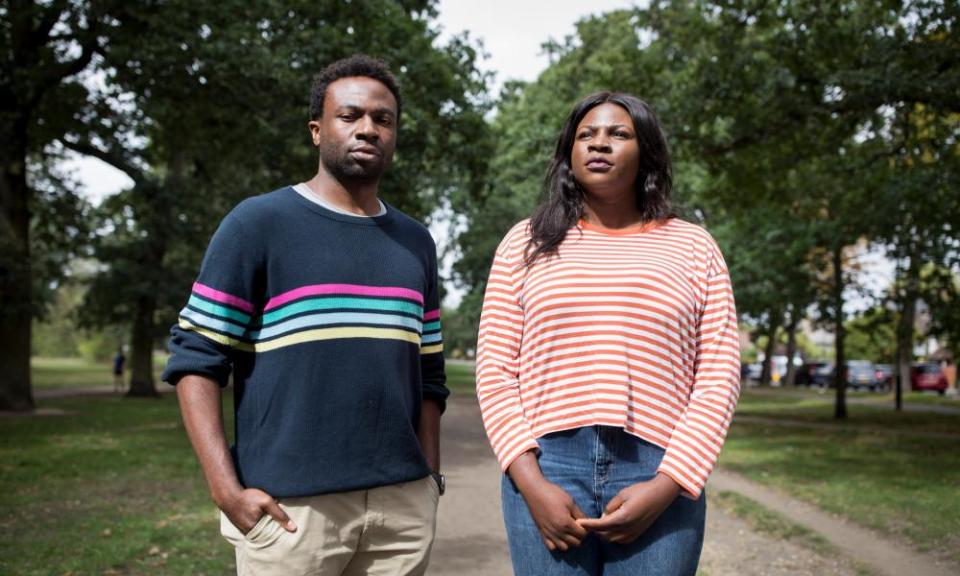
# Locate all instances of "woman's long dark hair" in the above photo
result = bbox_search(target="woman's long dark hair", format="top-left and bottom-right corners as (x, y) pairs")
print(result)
(525, 92), (675, 266)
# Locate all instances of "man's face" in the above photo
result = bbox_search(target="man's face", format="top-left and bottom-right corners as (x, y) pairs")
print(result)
(309, 76), (398, 184)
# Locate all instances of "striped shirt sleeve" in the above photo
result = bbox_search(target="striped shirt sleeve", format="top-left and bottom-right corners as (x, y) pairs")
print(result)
(420, 238), (449, 412)
(162, 210), (262, 386)
(656, 240), (741, 498)
(476, 225), (540, 471)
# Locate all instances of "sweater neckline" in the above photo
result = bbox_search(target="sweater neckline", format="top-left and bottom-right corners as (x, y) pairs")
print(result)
(286, 186), (396, 226)
(577, 218), (666, 236)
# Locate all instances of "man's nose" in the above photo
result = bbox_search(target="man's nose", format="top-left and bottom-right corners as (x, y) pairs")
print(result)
(356, 115), (379, 141)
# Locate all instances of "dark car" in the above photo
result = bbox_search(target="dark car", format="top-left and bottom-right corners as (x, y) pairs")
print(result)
(809, 363), (836, 389)
(810, 361), (882, 391)
(796, 362), (829, 386)
(846, 360), (879, 391)
(911, 362), (948, 395)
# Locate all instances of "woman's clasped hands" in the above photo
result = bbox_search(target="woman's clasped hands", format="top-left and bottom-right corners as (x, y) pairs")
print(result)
(512, 452), (682, 551)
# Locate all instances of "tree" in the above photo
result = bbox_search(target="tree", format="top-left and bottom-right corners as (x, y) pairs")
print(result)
(64, 1), (491, 396)
(0, 1), (118, 410)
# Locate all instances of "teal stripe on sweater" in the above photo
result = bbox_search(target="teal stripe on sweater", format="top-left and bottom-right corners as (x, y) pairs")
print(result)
(188, 294), (252, 325)
(257, 297), (422, 326)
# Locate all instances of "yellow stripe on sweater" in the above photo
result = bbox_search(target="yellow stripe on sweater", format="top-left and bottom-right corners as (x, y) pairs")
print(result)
(179, 319), (422, 352)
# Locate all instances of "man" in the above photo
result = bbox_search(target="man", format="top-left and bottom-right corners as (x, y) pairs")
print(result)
(163, 54), (447, 575)
(112, 346), (125, 393)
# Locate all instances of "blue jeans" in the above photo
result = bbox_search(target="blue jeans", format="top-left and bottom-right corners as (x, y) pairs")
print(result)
(501, 426), (705, 576)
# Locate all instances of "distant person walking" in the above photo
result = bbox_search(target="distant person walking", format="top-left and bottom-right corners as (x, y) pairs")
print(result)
(112, 347), (125, 393)
(164, 55), (447, 575)
(476, 92), (741, 575)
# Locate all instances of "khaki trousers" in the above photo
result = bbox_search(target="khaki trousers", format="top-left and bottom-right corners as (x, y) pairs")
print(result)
(220, 476), (440, 576)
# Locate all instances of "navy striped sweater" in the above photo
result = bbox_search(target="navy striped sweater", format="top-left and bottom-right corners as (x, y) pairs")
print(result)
(163, 186), (448, 498)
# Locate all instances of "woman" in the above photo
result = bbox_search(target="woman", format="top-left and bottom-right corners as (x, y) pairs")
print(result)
(476, 92), (740, 575)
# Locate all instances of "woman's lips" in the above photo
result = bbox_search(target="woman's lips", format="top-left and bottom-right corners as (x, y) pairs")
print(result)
(586, 158), (613, 171)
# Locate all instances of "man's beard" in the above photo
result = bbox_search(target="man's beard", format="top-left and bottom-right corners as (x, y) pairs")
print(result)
(319, 142), (390, 184)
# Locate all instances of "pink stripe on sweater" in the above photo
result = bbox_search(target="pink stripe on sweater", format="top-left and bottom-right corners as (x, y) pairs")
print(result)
(424, 309), (441, 321)
(192, 282), (254, 313)
(265, 284), (424, 311)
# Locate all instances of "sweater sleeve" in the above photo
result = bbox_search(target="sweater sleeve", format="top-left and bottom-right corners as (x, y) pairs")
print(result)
(476, 226), (540, 471)
(162, 210), (262, 387)
(420, 237), (449, 412)
(656, 239), (741, 499)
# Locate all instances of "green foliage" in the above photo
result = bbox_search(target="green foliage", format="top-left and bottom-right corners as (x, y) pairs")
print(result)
(919, 263), (960, 359)
(452, 1), (959, 388)
(77, 329), (125, 363)
(454, 9), (662, 325)
(440, 307), (478, 359)
(33, 1), (492, 394)
(844, 307), (898, 363)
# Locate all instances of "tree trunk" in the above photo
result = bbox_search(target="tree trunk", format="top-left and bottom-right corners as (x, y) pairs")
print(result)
(833, 246), (847, 420)
(760, 312), (780, 386)
(895, 256), (920, 412)
(0, 120), (35, 412)
(785, 306), (800, 387)
(127, 294), (159, 397)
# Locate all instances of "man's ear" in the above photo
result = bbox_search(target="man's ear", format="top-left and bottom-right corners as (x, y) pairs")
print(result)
(308, 120), (322, 146)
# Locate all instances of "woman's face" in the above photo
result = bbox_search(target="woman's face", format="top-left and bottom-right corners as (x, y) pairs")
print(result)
(570, 103), (640, 203)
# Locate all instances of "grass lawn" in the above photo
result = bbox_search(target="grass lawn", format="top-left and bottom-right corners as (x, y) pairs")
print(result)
(445, 362), (477, 394)
(3, 358), (474, 574)
(0, 393), (236, 575)
(32, 356), (167, 390)
(722, 390), (960, 565)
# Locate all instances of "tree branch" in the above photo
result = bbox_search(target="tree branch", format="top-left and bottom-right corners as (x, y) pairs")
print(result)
(59, 137), (146, 186)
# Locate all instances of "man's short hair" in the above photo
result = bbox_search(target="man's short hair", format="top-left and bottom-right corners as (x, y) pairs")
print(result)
(310, 54), (403, 121)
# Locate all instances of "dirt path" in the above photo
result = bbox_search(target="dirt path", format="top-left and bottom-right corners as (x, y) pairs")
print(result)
(430, 396), (898, 576)
(710, 469), (956, 576)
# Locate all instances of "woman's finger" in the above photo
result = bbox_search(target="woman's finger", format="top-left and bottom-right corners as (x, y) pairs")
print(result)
(604, 492), (626, 515)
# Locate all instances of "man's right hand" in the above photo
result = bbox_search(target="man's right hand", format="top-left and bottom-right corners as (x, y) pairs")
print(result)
(218, 487), (298, 534)
(507, 451), (587, 551)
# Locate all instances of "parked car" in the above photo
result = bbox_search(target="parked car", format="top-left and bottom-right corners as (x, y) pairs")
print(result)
(911, 362), (948, 395)
(873, 364), (894, 391)
(846, 360), (880, 391)
(796, 361), (829, 386)
(809, 363), (836, 388)
(809, 361), (882, 391)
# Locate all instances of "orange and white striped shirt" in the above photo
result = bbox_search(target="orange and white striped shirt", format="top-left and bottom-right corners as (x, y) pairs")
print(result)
(476, 217), (740, 498)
